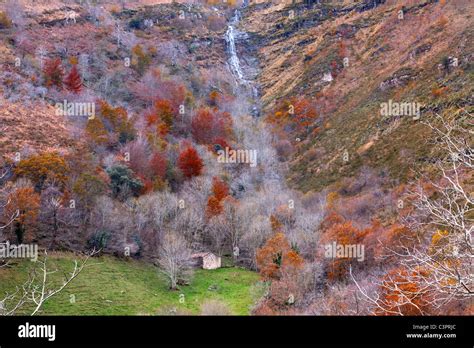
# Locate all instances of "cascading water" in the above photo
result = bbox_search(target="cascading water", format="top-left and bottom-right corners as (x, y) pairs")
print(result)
(224, 7), (260, 117)
(225, 10), (246, 83)
(224, 5), (282, 183)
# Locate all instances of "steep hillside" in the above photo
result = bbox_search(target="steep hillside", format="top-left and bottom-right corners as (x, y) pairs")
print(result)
(0, 0), (471, 318)
(0, 99), (77, 157)
(0, 1), (231, 158)
(241, 0), (473, 192)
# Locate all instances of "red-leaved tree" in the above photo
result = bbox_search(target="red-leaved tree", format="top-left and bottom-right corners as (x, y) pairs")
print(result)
(43, 58), (64, 88)
(64, 65), (82, 93)
(149, 152), (168, 179)
(211, 177), (229, 201)
(191, 108), (231, 145)
(177, 147), (203, 179)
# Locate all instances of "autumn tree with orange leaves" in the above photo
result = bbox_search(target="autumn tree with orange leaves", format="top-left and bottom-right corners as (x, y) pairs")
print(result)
(14, 152), (70, 191)
(206, 196), (222, 218)
(211, 177), (229, 201)
(85, 100), (135, 146)
(206, 177), (229, 217)
(4, 185), (40, 244)
(146, 99), (175, 137)
(321, 217), (369, 282)
(375, 267), (433, 316)
(351, 266), (434, 316)
(256, 232), (303, 280)
(269, 96), (318, 134)
(255, 230), (305, 314)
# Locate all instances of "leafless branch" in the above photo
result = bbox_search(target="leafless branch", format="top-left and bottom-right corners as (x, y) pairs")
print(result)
(0, 248), (99, 316)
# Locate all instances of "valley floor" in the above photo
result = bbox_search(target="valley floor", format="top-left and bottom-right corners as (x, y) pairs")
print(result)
(0, 253), (261, 315)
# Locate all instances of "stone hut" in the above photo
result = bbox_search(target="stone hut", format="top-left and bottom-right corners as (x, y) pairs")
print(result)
(191, 252), (221, 270)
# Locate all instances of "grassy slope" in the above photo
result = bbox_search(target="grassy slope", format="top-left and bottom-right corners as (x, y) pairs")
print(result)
(243, 0), (474, 192)
(0, 253), (261, 315)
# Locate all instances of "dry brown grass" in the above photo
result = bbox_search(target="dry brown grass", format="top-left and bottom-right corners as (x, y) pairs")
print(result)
(0, 99), (78, 159)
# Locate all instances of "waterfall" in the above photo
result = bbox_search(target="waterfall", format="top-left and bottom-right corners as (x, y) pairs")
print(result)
(225, 10), (246, 83)
(224, 7), (261, 118)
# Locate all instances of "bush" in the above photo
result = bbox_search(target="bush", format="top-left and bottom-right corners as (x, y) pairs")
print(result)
(0, 12), (12, 29)
(88, 230), (110, 250)
(131, 44), (151, 76)
(129, 18), (142, 30)
(191, 108), (231, 145)
(86, 100), (135, 147)
(15, 152), (70, 191)
(106, 165), (144, 199)
(43, 58), (64, 88)
(275, 140), (294, 161)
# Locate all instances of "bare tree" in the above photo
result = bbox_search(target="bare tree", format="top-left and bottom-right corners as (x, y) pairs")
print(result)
(0, 249), (98, 316)
(0, 203), (18, 231)
(156, 233), (194, 290)
(0, 171), (18, 231)
(39, 186), (80, 250)
(0, 166), (9, 181)
(350, 266), (433, 316)
(0, 186), (18, 269)
(351, 113), (473, 314)
(206, 200), (246, 262)
(398, 114), (473, 302)
(0, 188), (18, 269)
